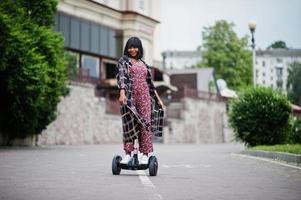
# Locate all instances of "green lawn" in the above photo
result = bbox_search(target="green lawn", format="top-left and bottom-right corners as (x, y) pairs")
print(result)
(250, 144), (301, 155)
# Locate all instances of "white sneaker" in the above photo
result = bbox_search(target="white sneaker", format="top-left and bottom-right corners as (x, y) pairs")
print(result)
(140, 155), (149, 165)
(120, 154), (131, 164)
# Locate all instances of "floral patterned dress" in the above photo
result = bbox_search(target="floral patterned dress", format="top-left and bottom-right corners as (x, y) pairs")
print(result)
(123, 60), (153, 154)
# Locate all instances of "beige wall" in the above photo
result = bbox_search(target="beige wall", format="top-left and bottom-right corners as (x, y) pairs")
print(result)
(38, 83), (232, 145)
(58, 0), (161, 65)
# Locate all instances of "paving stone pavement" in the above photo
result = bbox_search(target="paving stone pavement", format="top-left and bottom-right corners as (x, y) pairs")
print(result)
(0, 143), (300, 200)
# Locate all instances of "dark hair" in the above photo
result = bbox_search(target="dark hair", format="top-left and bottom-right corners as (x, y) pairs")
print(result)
(123, 37), (144, 59)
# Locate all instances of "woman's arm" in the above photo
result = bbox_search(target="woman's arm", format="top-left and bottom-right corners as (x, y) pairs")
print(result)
(116, 60), (128, 105)
(116, 61), (127, 92)
(119, 89), (127, 105)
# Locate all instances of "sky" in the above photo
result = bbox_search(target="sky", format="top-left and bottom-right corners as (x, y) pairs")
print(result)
(158, 0), (301, 52)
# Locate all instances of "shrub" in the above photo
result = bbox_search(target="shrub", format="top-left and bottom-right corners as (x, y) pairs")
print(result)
(229, 87), (292, 147)
(290, 118), (301, 144)
(0, 0), (67, 145)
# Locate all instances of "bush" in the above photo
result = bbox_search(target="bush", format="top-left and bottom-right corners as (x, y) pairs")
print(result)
(0, 0), (67, 144)
(290, 118), (301, 144)
(229, 87), (292, 147)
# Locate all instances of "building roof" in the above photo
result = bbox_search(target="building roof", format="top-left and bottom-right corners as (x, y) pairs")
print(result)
(167, 68), (215, 92)
(87, 0), (160, 23)
(162, 50), (202, 58)
(166, 68), (213, 75)
(256, 49), (301, 57)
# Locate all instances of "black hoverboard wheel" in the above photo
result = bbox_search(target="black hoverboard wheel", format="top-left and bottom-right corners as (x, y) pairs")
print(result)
(148, 156), (158, 176)
(112, 155), (122, 175)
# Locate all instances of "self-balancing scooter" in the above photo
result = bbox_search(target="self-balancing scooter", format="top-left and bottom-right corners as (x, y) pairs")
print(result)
(112, 139), (158, 176)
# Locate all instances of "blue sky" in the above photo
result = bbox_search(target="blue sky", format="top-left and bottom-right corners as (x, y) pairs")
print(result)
(160, 0), (301, 51)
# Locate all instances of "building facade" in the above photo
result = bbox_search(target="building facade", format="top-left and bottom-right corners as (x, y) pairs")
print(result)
(162, 50), (202, 70)
(255, 49), (301, 91)
(56, 0), (161, 80)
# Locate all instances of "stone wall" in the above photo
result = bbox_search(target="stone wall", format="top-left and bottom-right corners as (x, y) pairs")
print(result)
(164, 98), (234, 144)
(36, 83), (234, 145)
(37, 83), (123, 145)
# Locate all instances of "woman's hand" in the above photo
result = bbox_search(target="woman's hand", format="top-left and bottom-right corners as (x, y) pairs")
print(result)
(119, 89), (127, 105)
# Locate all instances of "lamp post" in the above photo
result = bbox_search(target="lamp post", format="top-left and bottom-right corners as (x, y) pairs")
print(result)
(248, 20), (257, 87)
(161, 52), (166, 70)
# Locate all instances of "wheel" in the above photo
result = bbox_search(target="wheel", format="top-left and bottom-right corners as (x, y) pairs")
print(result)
(148, 156), (158, 176)
(112, 155), (122, 175)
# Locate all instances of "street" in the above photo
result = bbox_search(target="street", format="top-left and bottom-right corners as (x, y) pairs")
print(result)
(0, 143), (300, 200)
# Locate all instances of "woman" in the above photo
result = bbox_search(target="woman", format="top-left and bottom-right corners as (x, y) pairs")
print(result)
(116, 36), (164, 165)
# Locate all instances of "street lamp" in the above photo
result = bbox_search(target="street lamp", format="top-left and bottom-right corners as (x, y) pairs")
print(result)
(248, 20), (257, 87)
(161, 52), (166, 70)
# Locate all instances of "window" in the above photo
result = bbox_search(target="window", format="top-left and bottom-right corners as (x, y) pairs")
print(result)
(108, 29), (116, 57)
(104, 63), (116, 79)
(262, 61), (265, 67)
(100, 26), (108, 55)
(262, 72), (265, 77)
(276, 67), (283, 78)
(59, 14), (70, 46)
(70, 18), (80, 49)
(276, 58), (283, 63)
(277, 81), (283, 89)
(276, 67), (283, 90)
(139, 0), (145, 9)
(81, 20), (90, 51)
(81, 55), (100, 78)
(91, 23), (100, 54)
(56, 12), (120, 58)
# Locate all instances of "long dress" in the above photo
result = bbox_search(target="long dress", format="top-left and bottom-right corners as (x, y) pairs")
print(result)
(123, 60), (153, 154)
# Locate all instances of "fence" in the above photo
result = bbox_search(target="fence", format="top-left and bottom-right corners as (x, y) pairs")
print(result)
(172, 86), (224, 102)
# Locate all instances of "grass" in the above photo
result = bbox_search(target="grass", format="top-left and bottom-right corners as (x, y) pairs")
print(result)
(250, 144), (301, 155)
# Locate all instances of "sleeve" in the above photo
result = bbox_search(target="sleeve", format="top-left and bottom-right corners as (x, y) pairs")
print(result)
(116, 60), (128, 92)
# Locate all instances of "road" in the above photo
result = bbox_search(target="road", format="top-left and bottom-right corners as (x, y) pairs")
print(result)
(0, 143), (300, 200)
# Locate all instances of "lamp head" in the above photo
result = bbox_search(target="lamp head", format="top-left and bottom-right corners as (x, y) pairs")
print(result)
(248, 20), (257, 32)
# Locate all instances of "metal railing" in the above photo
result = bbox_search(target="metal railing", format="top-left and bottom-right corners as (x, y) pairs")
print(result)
(172, 86), (224, 102)
(73, 68), (99, 84)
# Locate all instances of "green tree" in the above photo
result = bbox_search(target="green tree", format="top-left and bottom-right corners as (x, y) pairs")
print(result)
(287, 62), (301, 106)
(0, 0), (67, 145)
(197, 20), (252, 90)
(268, 40), (287, 49)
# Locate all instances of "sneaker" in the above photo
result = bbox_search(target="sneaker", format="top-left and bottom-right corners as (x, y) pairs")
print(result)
(140, 155), (149, 165)
(120, 154), (131, 164)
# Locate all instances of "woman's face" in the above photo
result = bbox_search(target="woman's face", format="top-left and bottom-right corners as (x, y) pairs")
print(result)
(128, 46), (139, 58)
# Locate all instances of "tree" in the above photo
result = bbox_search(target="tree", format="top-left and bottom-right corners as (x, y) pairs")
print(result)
(0, 0), (67, 145)
(197, 20), (252, 90)
(268, 40), (287, 49)
(287, 62), (301, 106)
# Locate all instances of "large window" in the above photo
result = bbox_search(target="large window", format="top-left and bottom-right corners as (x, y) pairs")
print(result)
(70, 18), (80, 49)
(55, 12), (122, 58)
(102, 59), (117, 79)
(81, 55), (100, 78)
